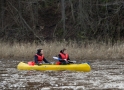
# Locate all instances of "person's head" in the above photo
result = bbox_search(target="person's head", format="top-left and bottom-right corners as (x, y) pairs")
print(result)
(37, 49), (43, 55)
(61, 48), (67, 54)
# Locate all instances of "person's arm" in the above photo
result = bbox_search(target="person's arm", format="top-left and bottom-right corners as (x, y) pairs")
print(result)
(67, 55), (70, 60)
(43, 57), (50, 63)
(34, 55), (38, 64)
(58, 54), (62, 60)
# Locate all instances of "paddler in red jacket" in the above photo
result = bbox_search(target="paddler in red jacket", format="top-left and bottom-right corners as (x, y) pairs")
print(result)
(34, 49), (50, 65)
(58, 48), (73, 65)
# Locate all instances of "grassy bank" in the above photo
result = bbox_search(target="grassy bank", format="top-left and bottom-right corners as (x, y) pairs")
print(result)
(0, 41), (124, 60)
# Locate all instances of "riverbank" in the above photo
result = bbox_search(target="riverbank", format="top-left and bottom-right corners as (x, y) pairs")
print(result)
(0, 41), (124, 60)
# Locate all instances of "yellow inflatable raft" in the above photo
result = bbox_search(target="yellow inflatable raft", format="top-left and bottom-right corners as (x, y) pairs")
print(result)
(17, 62), (91, 72)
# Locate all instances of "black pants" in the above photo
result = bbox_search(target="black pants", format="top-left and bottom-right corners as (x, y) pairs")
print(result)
(59, 60), (73, 65)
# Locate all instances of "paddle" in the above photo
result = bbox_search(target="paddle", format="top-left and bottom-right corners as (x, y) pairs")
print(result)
(53, 57), (76, 63)
(53, 57), (60, 60)
(53, 57), (90, 65)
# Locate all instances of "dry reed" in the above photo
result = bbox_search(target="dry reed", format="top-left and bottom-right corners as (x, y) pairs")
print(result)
(0, 41), (124, 60)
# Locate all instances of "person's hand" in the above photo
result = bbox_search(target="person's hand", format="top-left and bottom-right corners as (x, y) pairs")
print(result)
(37, 63), (41, 66)
(68, 60), (70, 62)
(63, 59), (68, 62)
(48, 62), (51, 64)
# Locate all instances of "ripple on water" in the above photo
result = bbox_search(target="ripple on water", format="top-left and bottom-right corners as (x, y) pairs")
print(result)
(0, 59), (124, 90)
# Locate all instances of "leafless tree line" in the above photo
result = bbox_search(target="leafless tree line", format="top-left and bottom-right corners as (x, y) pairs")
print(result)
(0, 0), (124, 43)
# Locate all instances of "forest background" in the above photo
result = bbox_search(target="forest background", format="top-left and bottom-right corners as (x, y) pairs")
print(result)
(0, 0), (124, 59)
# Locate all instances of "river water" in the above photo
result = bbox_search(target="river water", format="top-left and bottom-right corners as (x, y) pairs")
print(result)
(0, 59), (124, 90)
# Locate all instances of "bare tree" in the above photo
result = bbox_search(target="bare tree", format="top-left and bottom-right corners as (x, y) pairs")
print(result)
(0, 0), (124, 43)
(61, 0), (66, 39)
(1, 0), (6, 31)
(69, 0), (75, 22)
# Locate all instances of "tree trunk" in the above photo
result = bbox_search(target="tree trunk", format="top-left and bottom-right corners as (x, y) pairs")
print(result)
(69, 0), (75, 22)
(1, 0), (6, 31)
(61, 0), (66, 39)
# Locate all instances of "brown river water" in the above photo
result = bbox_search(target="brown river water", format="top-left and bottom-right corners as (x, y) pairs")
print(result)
(0, 59), (124, 90)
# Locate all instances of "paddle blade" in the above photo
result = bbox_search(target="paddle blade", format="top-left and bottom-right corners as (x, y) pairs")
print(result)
(71, 61), (76, 63)
(53, 57), (59, 60)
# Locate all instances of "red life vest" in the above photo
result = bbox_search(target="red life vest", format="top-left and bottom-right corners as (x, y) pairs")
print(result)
(35, 54), (44, 61)
(59, 53), (68, 60)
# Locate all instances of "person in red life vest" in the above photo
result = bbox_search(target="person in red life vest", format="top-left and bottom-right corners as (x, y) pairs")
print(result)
(34, 49), (50, 65)
(58, 48), (73, 65)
